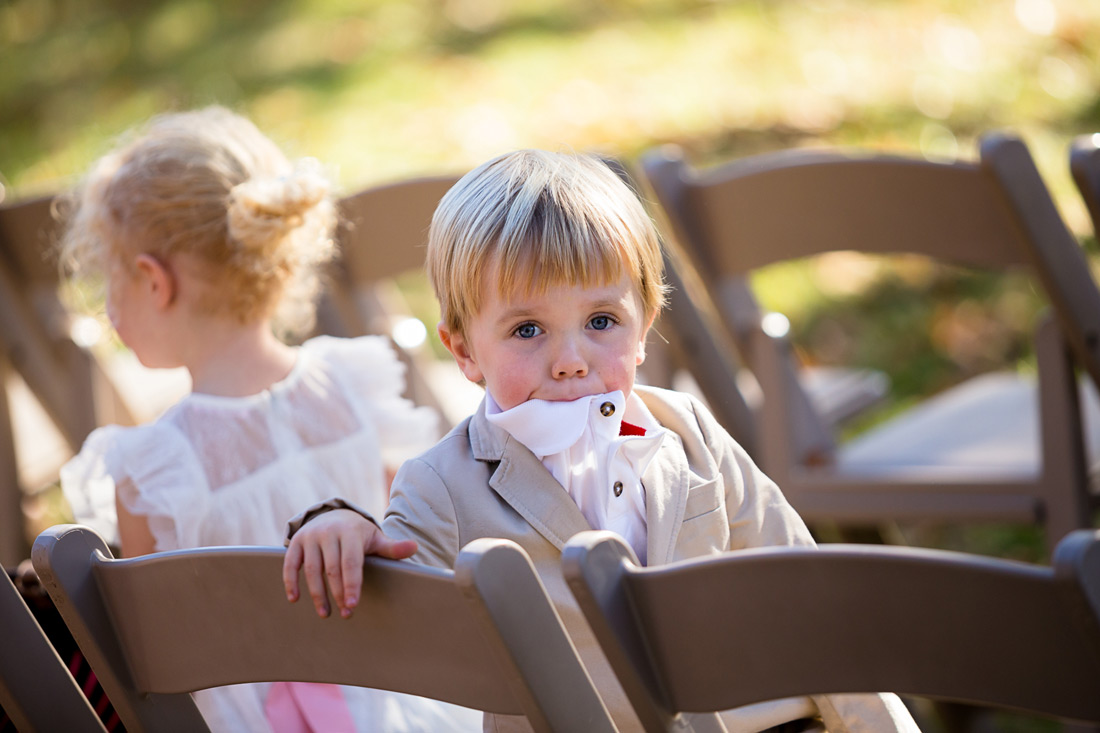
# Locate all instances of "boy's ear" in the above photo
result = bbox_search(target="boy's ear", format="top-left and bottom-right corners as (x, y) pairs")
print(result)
(636, 308), (659, 365)
(134, 253), (176, 309)
(437, 322), (485, 385)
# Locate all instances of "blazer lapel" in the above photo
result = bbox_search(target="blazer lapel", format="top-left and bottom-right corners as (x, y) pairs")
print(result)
(469, 404), (593, 551)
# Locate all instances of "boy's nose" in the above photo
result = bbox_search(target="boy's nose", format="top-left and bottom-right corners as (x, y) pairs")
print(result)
(553, 341), (588, 379)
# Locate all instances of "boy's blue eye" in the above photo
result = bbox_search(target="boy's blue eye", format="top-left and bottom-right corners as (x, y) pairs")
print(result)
(515, 323), (541, 339)
(589, 315), (611, 330)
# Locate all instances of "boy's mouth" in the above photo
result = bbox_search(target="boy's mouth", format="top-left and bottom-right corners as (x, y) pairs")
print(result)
(534, 386), (627, 404)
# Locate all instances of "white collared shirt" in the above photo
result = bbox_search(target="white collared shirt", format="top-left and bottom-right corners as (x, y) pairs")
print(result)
(485, 390), (666, 564)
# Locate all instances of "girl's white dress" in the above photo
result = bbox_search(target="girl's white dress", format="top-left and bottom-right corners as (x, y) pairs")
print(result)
(61, 335), (482, 733)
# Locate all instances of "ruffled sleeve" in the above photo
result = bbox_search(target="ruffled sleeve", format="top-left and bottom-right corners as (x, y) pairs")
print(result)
(59, 419), (211, 552)
(307, 335), (441, 468)
(59, 426), (125, 548)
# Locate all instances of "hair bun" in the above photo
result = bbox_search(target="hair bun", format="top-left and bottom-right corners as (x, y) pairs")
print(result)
(227, 157), (330, 248)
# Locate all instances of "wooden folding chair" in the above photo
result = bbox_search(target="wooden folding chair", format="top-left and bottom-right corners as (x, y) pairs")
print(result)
(0, 195), (142, 565)
(1, 566), (107, 732)
(312, 174), (483, 430)
(641, 134), (1100, 552)
(31, 524), (615, 733)
(563, 529), (1100, 732)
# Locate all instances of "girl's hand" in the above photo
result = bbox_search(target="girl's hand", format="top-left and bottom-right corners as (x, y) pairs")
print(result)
(282, 509), (417, 618)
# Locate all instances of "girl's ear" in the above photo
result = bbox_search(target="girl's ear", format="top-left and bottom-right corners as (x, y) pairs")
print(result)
(438, 321), (485, 385)
(133, 253), (176, 310)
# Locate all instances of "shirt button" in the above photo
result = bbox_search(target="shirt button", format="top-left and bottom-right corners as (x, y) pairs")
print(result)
(600, 401), (615, 417)
(613, 481), (623, 497)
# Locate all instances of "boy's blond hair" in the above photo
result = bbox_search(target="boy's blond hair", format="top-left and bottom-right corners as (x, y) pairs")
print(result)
(59, 106), (337, 336)
(427, 150), (667, 336)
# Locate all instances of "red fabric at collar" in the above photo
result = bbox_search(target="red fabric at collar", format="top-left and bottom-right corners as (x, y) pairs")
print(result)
(619, 421), (646, 437)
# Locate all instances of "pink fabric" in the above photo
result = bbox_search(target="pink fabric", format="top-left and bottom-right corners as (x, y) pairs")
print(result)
(265, 681), (356, 733)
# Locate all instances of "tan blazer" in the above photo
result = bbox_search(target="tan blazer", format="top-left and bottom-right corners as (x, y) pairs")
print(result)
(295, 385), (919, 732)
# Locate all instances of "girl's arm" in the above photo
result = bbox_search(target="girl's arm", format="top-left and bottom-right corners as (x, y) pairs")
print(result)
(115, 488), (157, 557)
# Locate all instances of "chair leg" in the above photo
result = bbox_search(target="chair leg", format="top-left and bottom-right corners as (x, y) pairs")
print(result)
(1035, 315), (1092, 555)
(0, 360), (27, 567)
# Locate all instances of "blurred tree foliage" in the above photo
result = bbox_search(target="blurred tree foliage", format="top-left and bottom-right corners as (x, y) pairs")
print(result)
(4, 0), (1099, 196)
(4, 2), (1100, 560)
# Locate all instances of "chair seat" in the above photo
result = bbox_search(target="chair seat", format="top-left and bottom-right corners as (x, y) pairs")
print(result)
(799, 366), (890, 426)
(730, 366), (889, 426)
(839, 372), (1100, 478)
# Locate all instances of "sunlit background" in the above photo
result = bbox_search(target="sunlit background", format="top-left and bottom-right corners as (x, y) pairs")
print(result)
(5, 1), (1100, 436)
(4, 1), (1100, 568)
(3, 0), (1098, 209)
(3, 6), (1099, 728)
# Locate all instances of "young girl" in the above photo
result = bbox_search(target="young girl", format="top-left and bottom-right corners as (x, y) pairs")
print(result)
(58, 106), (480, 733)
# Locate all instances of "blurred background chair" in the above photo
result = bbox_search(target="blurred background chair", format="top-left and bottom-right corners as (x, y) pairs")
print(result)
(32, 525), (613, 733)
(0, 195), (168, 566)
(641, 133), (1100, 553)
(0, 194), (190, 566)
(608, 157), (881, 459)
(1, 565), (107, 733)
(311, 173), (483, 432)
(563, 529), (1100, 733)
(1, 171), (479, 563)
(0, 194), (93, 566)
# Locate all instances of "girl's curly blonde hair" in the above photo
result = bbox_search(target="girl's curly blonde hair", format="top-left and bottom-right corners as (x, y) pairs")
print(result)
(59, 106), (337, 336)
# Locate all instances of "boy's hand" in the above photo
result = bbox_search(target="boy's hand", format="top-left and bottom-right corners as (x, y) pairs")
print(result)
(282, 509), (417, 618)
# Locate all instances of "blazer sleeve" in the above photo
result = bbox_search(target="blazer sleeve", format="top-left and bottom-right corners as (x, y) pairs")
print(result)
(380, 456), (463, 571)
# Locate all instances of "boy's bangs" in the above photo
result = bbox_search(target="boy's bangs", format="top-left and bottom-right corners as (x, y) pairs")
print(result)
(495, 229), (628, 301)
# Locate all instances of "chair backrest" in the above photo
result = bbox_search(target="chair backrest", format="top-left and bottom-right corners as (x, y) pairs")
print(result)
(312, 174), (468, 427)
(563, 529), (1100, 732)
(0, 567), (107, 733)
(336, 175), (462, 288)
(679, 147), (1033, 269)
(32, 525), (614, 733)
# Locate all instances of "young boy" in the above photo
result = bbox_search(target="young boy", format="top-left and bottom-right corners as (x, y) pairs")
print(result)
(283, 150), (920, 733)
